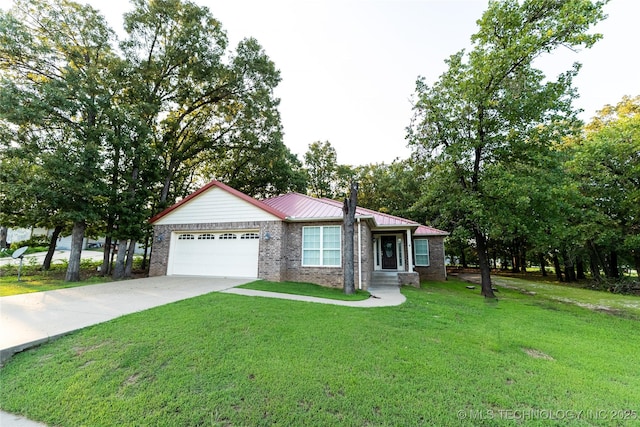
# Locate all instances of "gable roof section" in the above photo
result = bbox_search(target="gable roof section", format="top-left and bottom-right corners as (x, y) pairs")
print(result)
(150, 182), (448, 235)
(149, 180), (288, 224)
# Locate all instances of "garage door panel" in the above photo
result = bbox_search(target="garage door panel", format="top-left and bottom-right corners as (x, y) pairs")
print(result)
(169, 232), (259, 277)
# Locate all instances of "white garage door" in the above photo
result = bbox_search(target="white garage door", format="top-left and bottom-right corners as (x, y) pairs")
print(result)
(168, 231), (260, 277)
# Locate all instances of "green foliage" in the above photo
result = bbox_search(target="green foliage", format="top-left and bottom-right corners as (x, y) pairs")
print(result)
(355, 159), (427, 223)
(1, 278), (638, 425)
(565, 95), (640, 275)
(408, 0), (609, 292)
(9, 235), (49, 249)
(0, 0), (301, 280)
(304, 141), (339, 198)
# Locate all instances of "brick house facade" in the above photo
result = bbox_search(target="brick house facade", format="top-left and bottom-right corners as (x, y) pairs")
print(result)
(149, 181), (448, 289)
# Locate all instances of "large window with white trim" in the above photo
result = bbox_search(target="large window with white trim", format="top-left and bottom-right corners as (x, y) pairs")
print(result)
(302, 226), (341, 267)
(414, 239), (430, 266)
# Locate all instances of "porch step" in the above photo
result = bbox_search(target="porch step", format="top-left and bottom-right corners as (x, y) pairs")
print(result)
(371, 271), (400, 287)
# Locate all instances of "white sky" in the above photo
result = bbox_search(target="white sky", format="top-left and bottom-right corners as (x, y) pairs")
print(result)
(2, 0), (638, 166)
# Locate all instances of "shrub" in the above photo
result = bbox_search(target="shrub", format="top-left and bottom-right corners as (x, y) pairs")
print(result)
(10, 235), (50, 250)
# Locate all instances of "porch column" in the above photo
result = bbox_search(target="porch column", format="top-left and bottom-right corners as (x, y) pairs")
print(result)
(406, 229), (414, 272)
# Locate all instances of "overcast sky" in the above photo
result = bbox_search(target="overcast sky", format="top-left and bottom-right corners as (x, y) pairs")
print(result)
(2, 0), (638, 166)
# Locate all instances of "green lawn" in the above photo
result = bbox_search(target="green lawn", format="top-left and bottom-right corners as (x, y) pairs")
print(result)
(1, 278), (639, 426)
(0, 275), (111, 297)
(239, 280), (371, 301)
(490, 275), (640, 318)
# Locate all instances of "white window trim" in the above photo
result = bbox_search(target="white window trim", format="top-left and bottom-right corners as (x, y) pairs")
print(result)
(414, 239), (430, 267)
(302, 225), (342, 267)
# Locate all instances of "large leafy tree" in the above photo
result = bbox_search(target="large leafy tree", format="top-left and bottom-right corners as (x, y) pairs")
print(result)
(0, 0), (116, 281)
(408, 0), (608, 297)
(567, 95), (640, 277)
(304, 141), (338, 198)
(1, 0), (297, 281)
(121, 0), (289, 208)
(356, 159), (427, 222)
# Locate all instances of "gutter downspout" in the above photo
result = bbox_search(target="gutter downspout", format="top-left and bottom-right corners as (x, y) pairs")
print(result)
(357, 218), (362, 290)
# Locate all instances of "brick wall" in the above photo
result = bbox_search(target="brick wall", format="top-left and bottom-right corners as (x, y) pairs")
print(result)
(148, 221), (283, 278)
(282, 220), (373, 289)
(149, 218), (383, 291)
(414, 236), (447, 282)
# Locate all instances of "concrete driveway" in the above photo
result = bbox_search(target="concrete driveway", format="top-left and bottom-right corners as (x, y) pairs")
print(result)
(0, 275), (406, 426)
(0, 276), (253, 364)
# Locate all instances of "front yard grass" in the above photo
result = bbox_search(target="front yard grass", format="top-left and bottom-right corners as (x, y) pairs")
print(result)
(490, 275), (640, 318)
(0, 275), (111, 297)
(1, 278), (639, 426)
(238, 279), (370, 301)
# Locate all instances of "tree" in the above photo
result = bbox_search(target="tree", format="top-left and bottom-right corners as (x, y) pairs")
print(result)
(567, 95), (640, 277)
(342, 181), (358, 294)
(0, 0), (116, 281)
(1, 0), (294, 281)
(356, 159), (426, 222)
(304, 141), (338, 198)
(121, 1), (286, 209)
(408, 0), (608, 297)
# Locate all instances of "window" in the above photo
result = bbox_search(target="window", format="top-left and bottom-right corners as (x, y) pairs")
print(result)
(414, 239), (430, 266)
(178, 234), (195, 240)
(241, 233), (260, 239)
(302, 226), (341, 267)
(198, 233), (215, 240)
(219, 233), (237, 240)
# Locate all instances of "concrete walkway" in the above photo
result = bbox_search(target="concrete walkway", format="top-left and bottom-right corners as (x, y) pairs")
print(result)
(1, 276), (405, 426)
(223, 285), (406, 307)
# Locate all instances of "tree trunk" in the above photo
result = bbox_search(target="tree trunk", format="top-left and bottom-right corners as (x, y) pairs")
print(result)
(563, 249), (576, 282)
(511, 244), (520, 273)
(608, 250), (619, 279)
(588, 250), (601, 281)
(112, 240), (128, 280)
(539, 253), (547, 277)
(42, 225), (63, 270)
(552, 252), (563, 281)
(101, 215), (115, 275)
(65, 220), (86, 282)
(474, 228), (495, 298)
(342, 181), (358, 295)
(124, 240), (137, 278)
(460, 248), (468, 269)
(141, 230), (150, 270)
(0, 225), (7, 249)
(519, 245), (527, 272)
(576, 258), (585, 280)
(102, 235), (112, 276)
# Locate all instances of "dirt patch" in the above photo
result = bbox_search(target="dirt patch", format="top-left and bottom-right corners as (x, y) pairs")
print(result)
(522, 348), (554, 361)
(73, 341), (110, 357)
(123, 373), (140, 386)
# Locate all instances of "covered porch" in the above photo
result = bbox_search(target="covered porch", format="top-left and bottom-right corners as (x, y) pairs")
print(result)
(371, 227), (420, 287)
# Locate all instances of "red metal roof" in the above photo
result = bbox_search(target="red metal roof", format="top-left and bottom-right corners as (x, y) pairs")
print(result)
(150, 181), (448, 235)
(414, 225), (449, 236)
(262, 192), (448, 234)
(262, 193), (343, 219)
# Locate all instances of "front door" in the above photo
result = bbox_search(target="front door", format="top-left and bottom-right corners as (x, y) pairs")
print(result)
(381, 236), (397, 269)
